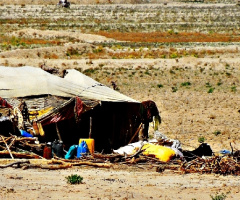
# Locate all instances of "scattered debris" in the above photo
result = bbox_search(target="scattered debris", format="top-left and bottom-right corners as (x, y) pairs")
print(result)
(180, 155), (240, 175)
(1, 135), (240, 176)
(182, 143), (213, 161)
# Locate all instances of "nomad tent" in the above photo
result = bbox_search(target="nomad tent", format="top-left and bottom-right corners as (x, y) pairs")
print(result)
(0, 66), (137, 101)
(0, 66), (160, 153)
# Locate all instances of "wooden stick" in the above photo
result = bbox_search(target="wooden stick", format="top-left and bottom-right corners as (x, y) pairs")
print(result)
(8, 136), (17, 149)
(0, 136), (14, 143)
(0, 160), (30, 168)
(22, 163), (72, 170)
(25, 159), (72, 170)
(0, 150), (42, 159)
(128, 123), (142, 144)
(127, 142), (145, 159)
(55, 123), (62, 141)
(71, 162), (112, 168)
(92, 153), (123, 159)
(16, 137), (37, 142)
(49, 159), (68, 165)
(1, 136), (14, 159)
(52, 157), (111, 168)
(89, 116), (92, 138)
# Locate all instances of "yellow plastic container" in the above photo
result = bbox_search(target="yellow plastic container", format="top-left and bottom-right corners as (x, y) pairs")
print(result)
(142, 143), (175, 162)
(79, 138), (95, 154)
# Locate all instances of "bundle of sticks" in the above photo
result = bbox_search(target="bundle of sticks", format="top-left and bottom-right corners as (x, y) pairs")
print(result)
(0, 135), (43, 159)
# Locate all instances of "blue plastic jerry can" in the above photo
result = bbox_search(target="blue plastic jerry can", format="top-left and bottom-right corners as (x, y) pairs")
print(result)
(77, 141), (89, 158)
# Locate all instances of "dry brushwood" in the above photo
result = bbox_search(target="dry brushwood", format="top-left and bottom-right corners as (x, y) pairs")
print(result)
(3, 134), (240, 174)
(180, 155), (240, 175)
(0, 135), (44, 159)
(0, 150), (42, 159)
(1, 135), (14, 159)
(54, 156), (112, 168)
(26, 159), (72, 170)
(0, 160), (30, 168)
(0, 158), (72, 170)
(71, 162), (112, 168)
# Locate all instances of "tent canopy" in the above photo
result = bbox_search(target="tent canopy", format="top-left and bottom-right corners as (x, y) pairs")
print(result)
(0, 66), (138, 102)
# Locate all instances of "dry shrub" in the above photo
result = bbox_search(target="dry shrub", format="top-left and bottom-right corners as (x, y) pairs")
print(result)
(221, 128), (231, 136)
(23, 38), (62, 45)
(50, 53), (59, 59)
(209, 114), (216, 119)
(4, 60), (9, 66)
(96, 31), (240, 43)
(18, 31), (25, 37)
(73, 61), (78, 65)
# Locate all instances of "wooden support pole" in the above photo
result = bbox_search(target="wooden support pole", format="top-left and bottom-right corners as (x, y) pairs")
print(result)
(89, 117), (92, 138)
(128, 123), (142, 144)
(55, 123), (62, 141)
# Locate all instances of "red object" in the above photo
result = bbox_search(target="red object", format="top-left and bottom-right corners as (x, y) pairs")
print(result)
(0, 97), (12, 108)
(43, 145), (52, 159)
(41, 101), (74, 126)
(74, 97), (84, 118)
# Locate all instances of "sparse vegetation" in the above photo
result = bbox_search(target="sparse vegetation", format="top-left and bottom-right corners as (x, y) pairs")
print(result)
(66, 47), (79, 57)
(231, 86), (237, 92)
(66, 174), (83, 184)
(217, 80), (223, 86)
(213, 130), (221, 136)
(208, 87), (215, 93)
(157, 84), (163, 88)
(198, 136), (205, 143)
(171, 87), (178, 92)
(210, 192), (229, 200)
(181, 82), (191, 87)
(83, 68), (97, 75)
(205, 82), (212, 88)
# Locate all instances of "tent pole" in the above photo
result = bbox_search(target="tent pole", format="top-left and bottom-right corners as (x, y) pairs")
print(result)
(55, 123), (62, 141)
(128, 123), (142, 144)
(89, 117), (92, 138)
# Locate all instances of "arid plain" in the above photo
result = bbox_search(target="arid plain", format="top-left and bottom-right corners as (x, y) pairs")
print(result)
(1, 1), (240, 199)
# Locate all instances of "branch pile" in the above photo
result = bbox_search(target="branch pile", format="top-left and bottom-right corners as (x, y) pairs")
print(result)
(0, 135), (43, 159)
(180, 155), (240, 175)
(2, 134), (240, 176)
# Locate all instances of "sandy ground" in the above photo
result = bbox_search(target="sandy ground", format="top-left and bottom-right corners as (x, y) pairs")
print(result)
(1, 3), (240, 200)
(0, 159), (240, 200)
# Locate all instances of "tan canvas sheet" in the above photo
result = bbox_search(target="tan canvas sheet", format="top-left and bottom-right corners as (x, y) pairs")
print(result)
(0, 66), (138, 102)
